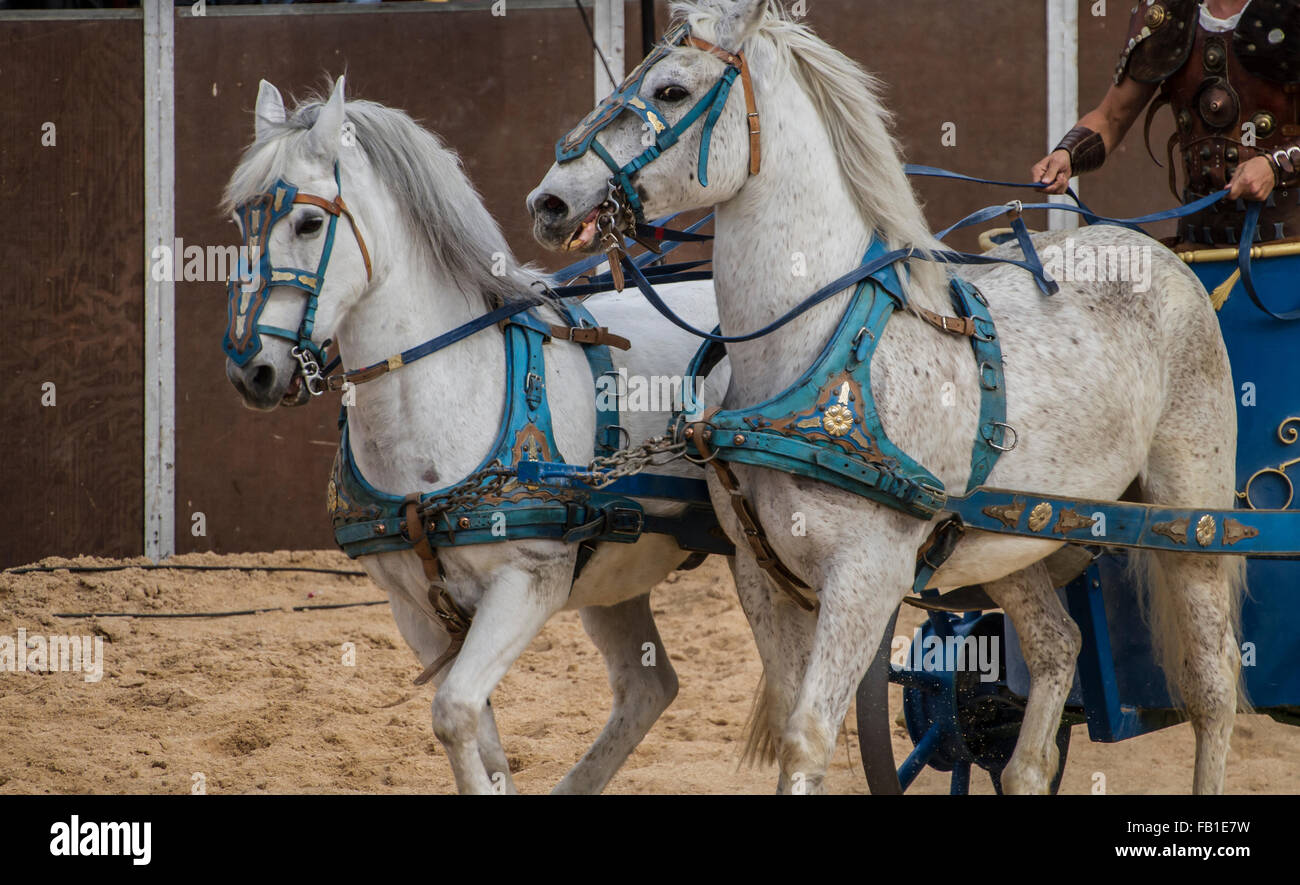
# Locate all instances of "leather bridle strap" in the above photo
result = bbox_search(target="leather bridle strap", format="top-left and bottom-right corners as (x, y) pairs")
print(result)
(686, 35), (761, 175)
(401, 494), (473, 686)
(293, 192), (374, 282)
(691, 419), (817, 612)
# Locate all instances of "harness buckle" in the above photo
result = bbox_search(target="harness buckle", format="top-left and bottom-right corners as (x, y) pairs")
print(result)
(982, 421), (1019, 453)
(606, 506), (644, 539)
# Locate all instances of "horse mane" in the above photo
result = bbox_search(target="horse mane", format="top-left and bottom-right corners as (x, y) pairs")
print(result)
(672, 2), (947, 298)
(223, 81), (543, 307)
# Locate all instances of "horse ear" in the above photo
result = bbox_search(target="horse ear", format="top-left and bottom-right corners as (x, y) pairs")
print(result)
(254, 79), (286, 142)
(305, 75), (347, 161)
(710, 0), (769, 49)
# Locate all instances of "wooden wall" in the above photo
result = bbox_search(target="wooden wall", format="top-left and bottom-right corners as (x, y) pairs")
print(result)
(0, 18), (144, 567)
(1, 3), (1177, 563)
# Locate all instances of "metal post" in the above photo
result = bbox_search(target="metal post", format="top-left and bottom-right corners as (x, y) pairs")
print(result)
(143, 0), (175, 560)
(641, 0), (656, 57)
(593, 0), (625, 101)
(1046, 0), (1080, 231)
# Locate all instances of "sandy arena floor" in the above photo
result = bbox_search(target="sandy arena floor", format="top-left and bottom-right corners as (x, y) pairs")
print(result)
(1, 551), (1295, 794)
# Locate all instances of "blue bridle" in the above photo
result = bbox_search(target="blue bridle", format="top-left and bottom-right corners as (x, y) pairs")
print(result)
(223, 161), (372, 394)
(555, 22), (761, 224)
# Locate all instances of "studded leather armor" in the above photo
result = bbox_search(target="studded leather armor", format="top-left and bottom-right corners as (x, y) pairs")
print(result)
(1116, 0), (1300, 246)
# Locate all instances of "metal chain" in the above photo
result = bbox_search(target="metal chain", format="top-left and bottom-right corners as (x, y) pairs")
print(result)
(416, 462), (516, 526)
(413, 437), (688, 522)
(583, 436), (688, 488)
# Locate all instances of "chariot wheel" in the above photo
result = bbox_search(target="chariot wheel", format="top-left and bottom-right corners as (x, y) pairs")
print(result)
(855, 603), (1072, 794)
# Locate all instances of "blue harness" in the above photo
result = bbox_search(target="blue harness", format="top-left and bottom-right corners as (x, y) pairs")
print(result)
(677, 237), (1007, 521)
(222, 164), (732, 586)
(328, 300), (731, 566)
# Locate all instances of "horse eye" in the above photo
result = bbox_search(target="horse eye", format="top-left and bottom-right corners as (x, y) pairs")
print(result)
(297, 215), (324, 236)
(654, 85), (690, 103)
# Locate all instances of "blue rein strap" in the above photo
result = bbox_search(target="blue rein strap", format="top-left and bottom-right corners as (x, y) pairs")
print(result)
(1234, 201), (1300, 320)
(327, 300), (536, 389)
(623, 239), (1066, 344)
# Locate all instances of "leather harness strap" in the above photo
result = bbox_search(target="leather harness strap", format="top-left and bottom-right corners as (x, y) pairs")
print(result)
(691, 419), (817, 612)
(687, 35), (761, 175)
(401, 494), (472, 686)
(294, 192), (374, 281)
(547, 323), (632, 350)
(915, 306), (977, 337)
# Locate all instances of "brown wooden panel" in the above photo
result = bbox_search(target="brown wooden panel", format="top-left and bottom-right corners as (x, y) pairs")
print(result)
(173, 7), (599, 553)
(799, 1), (1047, 254)
(0, 20), (144, 568)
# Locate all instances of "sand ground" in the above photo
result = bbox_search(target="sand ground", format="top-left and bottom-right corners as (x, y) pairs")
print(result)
(1, 550), (1295, 794)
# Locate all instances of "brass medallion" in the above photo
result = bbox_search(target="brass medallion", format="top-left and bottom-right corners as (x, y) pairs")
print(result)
(1027, 502), (1053, 532)
(822, 403), (854, 437)
(1195, 514), (1217, 547)
(326, 478), (340, 515)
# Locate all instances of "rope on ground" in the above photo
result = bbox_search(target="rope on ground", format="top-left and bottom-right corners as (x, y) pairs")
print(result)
(51, 600), (389, 619)
(7, 564), (368, 577)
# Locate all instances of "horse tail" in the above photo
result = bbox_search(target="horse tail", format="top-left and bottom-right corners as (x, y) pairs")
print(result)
(1126, 550), (1251, 714)
(739, 672), (777, 768)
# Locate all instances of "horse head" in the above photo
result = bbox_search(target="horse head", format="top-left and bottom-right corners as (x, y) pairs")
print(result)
(528, 0), (767, 254)
(222, 76), (380, 409)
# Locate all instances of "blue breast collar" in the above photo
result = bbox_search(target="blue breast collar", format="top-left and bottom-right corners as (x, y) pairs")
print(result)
(679, 236), (1008, 521)
(329, 301), (732, 562)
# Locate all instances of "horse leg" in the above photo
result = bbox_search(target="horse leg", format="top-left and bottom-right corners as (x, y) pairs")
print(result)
(430, 564), (564, 795)
(982, 561), (1081, 794)
(476, 699), (517, 794)
(777, 552), (911, 794)
(550, 594), (678, 794)
(1138, 329), (1241, 793)
(729, 553), (818, 792)
(1138, 547), (1242, 794)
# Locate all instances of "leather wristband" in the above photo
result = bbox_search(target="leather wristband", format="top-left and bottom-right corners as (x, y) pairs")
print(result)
(1266, 143), (1300, 188)
(1053, 126), (1107, 175)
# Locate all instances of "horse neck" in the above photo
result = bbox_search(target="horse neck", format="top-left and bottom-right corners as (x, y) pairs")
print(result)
(713, 73), (930, 404)
(335, 239), (508, 494)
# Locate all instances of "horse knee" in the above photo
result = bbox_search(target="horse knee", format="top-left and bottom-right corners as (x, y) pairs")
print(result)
(431, 692), (480, 746)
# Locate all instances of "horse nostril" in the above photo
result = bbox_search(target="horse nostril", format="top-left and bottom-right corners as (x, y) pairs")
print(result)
(533, 193), (569, 221)
(251, 364), (275, 394)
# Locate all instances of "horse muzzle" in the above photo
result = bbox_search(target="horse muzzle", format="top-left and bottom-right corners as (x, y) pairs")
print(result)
(226, 354), (309, 410)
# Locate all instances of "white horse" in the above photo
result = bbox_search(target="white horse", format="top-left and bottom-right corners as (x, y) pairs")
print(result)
(530, 0), (1246, 794)
(223, 76), (728, 794)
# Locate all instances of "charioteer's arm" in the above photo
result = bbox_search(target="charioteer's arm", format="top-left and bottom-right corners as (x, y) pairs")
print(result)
(1031, 76), (1157, 195)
